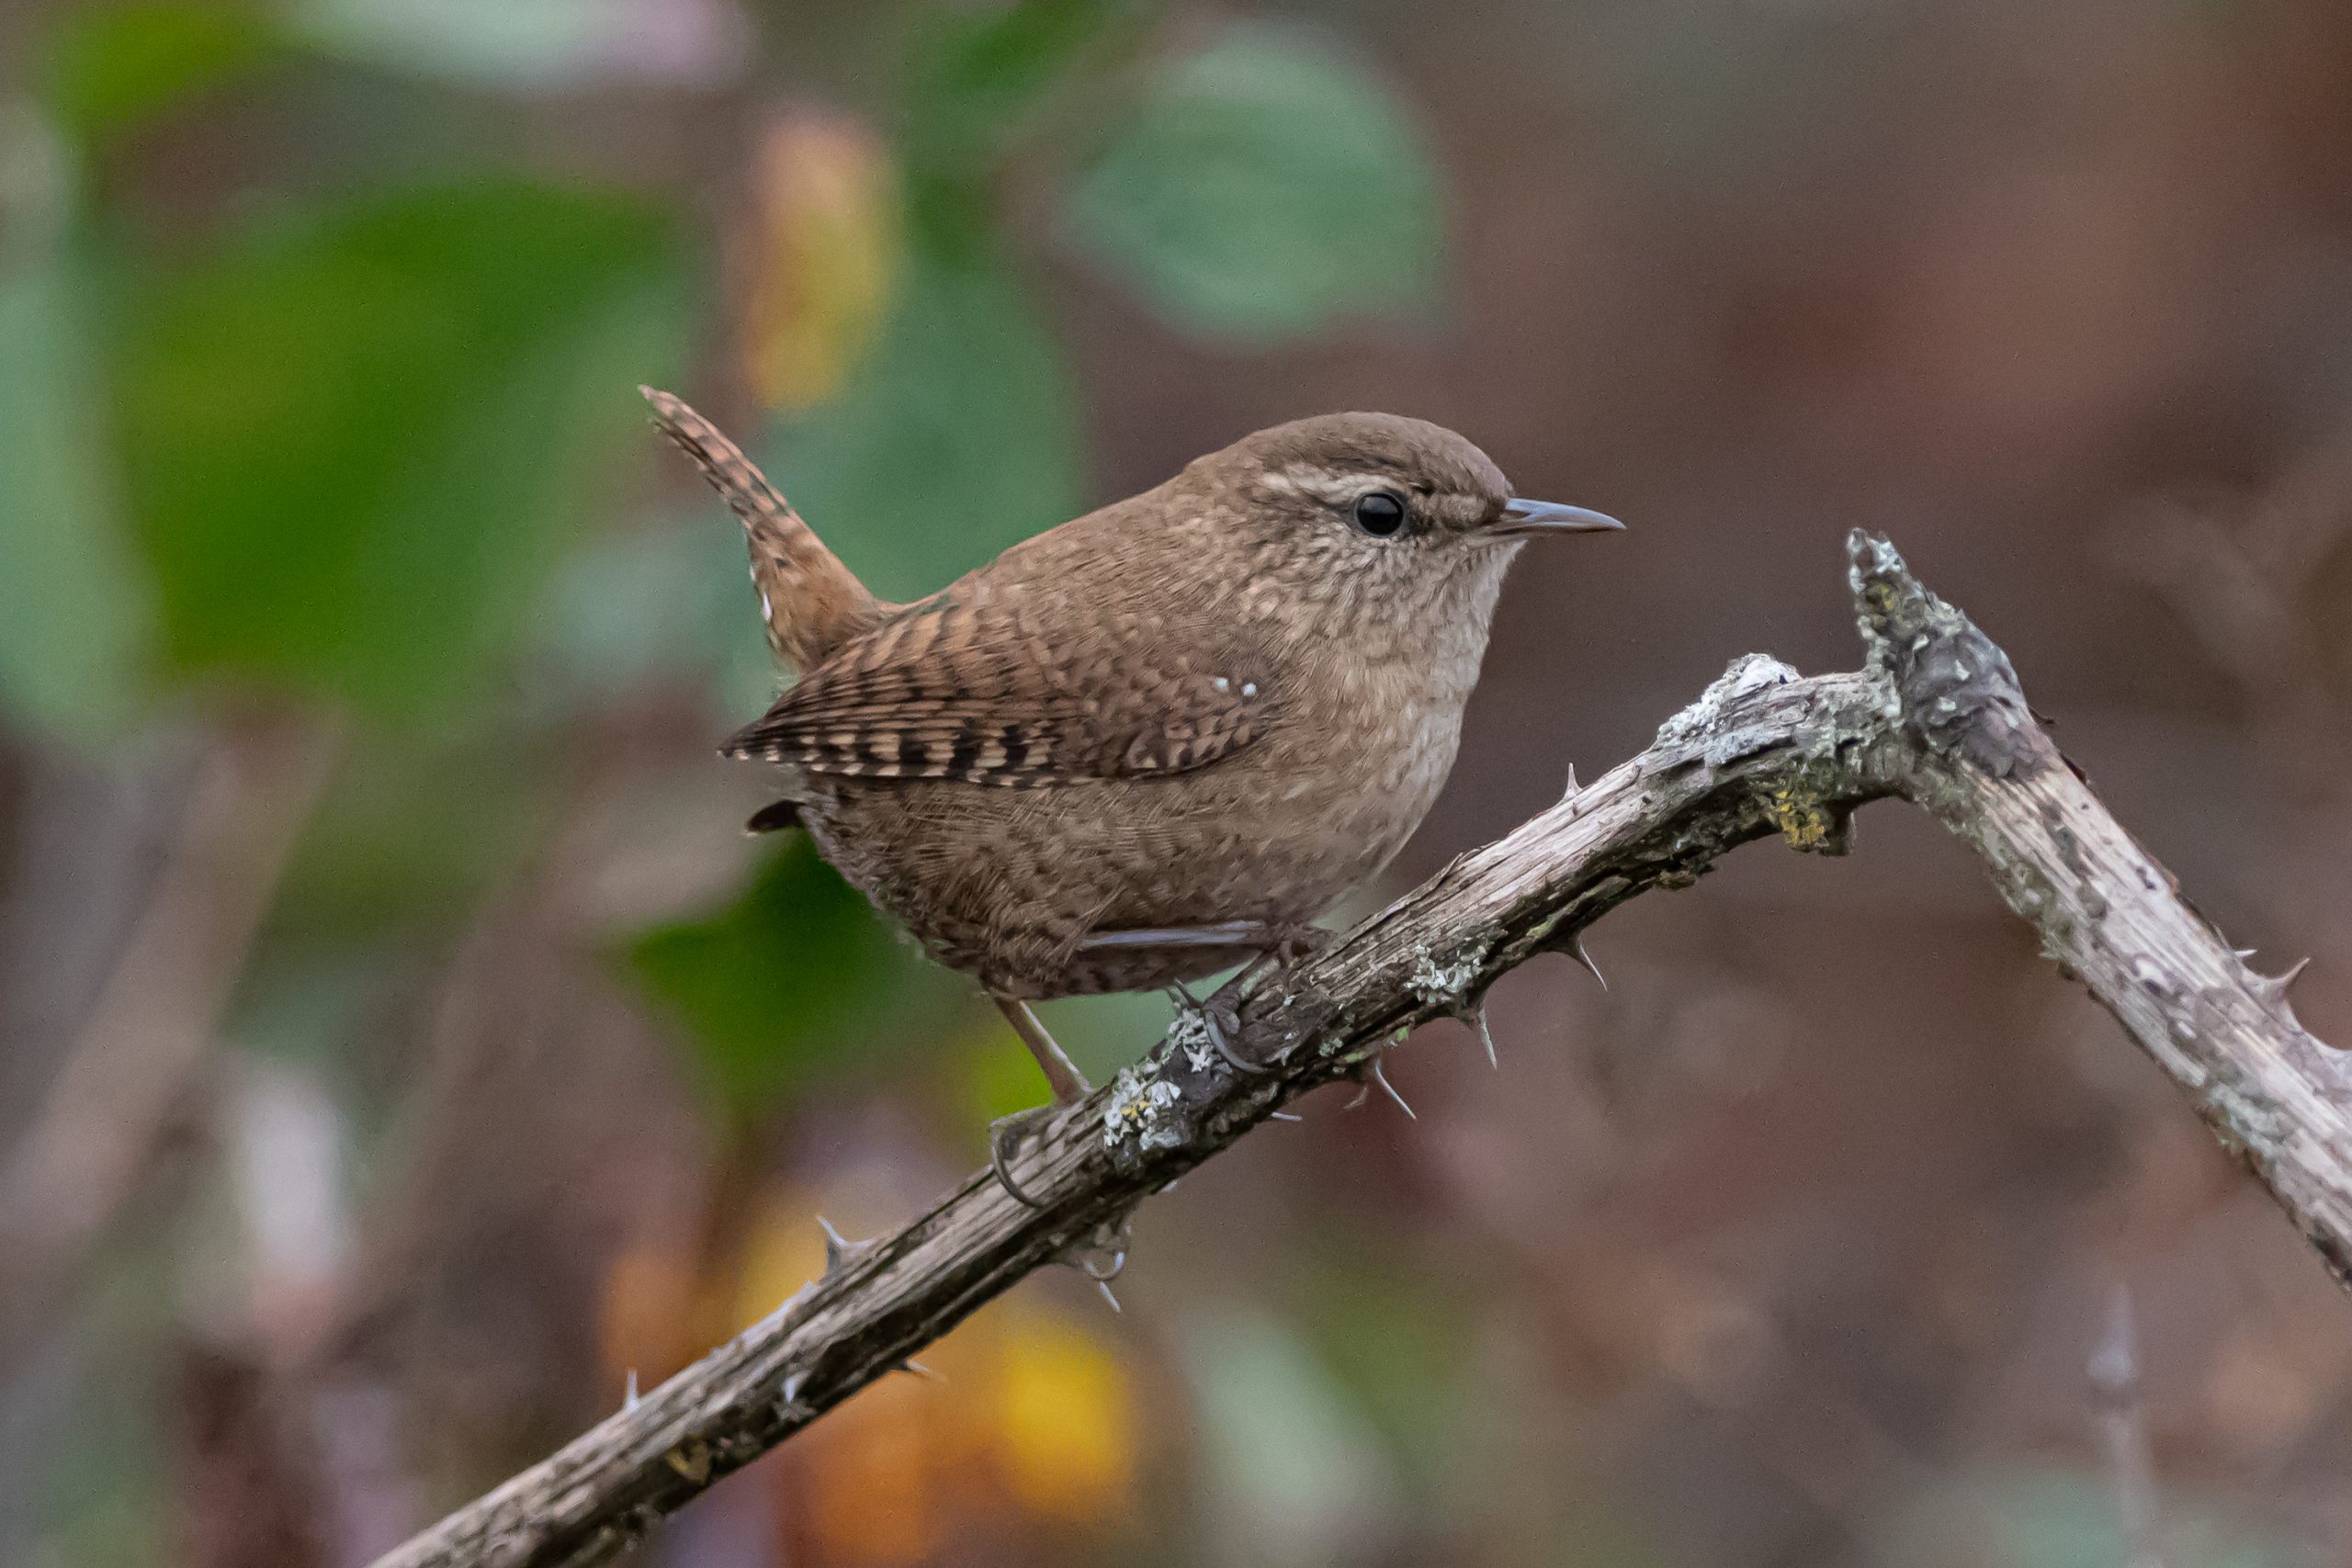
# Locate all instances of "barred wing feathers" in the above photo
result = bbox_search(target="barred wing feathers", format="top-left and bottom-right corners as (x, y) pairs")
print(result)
(722, 594), (1268, 787)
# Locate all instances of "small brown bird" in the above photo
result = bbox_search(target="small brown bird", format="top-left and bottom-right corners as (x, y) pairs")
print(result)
(643, 388), (1621, 1195)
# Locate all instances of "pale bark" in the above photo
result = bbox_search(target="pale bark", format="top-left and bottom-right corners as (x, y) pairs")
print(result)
(369, 533), (2352, 1568)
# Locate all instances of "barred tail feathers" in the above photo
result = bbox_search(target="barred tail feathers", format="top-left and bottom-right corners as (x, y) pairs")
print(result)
(640, 387), (887, 671)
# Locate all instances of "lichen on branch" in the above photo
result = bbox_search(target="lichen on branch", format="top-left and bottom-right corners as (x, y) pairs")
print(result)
(368, 531), (2349, 1568)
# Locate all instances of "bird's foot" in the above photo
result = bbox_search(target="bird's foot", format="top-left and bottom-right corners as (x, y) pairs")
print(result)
(989, 1101), (1069, 1210)
(1169, 981), (1261, 1077)
(989, 996), (1092, 1208)
(1182, 920), (1335, 1076)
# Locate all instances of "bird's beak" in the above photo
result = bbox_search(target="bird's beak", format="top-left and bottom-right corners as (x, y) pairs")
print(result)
(1488, 498), (1627, 539)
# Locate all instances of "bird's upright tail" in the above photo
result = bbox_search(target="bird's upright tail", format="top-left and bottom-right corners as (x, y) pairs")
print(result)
(640, 387), (888, 672)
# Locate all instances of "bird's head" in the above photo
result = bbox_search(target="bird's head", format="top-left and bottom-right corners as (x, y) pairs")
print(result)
(1181, 412), (1622, 629)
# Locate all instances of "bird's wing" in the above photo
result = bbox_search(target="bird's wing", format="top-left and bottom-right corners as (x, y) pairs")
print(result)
(721, 590), (1270, 786)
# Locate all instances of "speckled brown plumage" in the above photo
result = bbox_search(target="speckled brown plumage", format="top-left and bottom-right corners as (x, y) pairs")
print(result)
(644, 387), (1620, 1054)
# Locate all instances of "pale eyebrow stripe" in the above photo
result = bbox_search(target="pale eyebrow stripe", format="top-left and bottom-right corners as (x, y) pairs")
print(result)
(1264, 465), (1372, 504)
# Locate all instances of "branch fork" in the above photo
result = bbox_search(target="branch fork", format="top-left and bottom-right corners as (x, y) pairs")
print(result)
(370, 532), (2350, 1568)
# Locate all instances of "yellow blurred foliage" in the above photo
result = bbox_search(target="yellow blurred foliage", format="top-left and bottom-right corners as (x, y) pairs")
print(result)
(741, 110), (901, 412)
(730, 1191), (830, 1330)
(994, 1305), (1136, 1524)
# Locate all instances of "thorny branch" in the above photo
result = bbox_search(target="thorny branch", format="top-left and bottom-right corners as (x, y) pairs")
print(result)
(370, 533), (2351, 1568)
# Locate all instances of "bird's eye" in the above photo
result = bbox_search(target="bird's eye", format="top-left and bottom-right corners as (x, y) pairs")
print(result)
(1351, 490), (1408, 537)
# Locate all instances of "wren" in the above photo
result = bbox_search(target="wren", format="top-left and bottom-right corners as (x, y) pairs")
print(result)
(643, 389), (1622, 1196)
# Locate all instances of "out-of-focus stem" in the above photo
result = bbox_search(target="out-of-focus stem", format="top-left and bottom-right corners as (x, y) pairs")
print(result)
(0, 712), (338, 1361)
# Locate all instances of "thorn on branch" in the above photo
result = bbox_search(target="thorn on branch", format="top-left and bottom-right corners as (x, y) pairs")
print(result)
(364, 533), (2346, 1568)
(1345, 1056), (1416, 1121)
(1058, 1217), (1132, 1315)
(1363, 1062), (1411, 1123)
(817, 1214), (876, 1277)
(2251, 956), (2312, 1009)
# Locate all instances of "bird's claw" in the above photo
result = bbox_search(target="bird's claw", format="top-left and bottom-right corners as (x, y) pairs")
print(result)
(989, 1106), (1057, 1209)
(1170, 981), (1264, 1077)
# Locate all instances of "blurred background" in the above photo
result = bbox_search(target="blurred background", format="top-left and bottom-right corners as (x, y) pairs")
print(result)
(3, 1), (2351, 1564)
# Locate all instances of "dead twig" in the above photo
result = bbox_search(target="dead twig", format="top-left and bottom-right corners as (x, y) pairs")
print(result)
(369, 533), (2352, 1568)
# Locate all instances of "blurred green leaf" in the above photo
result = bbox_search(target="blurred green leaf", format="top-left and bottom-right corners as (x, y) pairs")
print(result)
(1303, 1256), (1476, 1481)
(763, 252), (1082, 604)
(961, 986), (1168, 1131)
(111, 181), (687, 719)
(964, 1021), (1058, 1127)
(1180, 1306), (1400, 1566)
(41, 2), (288, 147)
(0, 110), (149, 739)
(627, 837), (956, 1114)
(266, 725), (547, 948)
(1059, 19), (1442, 342)
(1036, 988), (1170, 1084)
(906, 0), (1128, 163)
(527, 512), (766, 714)
(900, 0), (1138, 251)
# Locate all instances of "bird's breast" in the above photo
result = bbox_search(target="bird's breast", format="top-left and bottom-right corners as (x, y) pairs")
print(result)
(1232, 649), (1479, 891)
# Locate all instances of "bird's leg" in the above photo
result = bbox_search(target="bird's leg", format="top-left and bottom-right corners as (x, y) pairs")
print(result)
(989, 996), (1091, 1208)
(1078, 920), (1332, 1076)
(1073, 920), (1288, 953)
(998, 995), (1090, 1102)
(1075, 919), (1332, 972)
